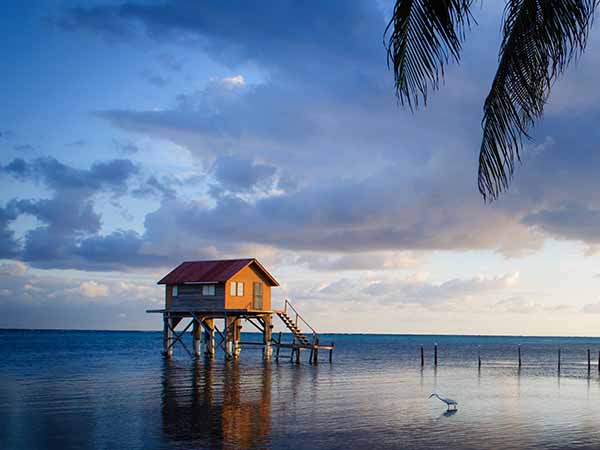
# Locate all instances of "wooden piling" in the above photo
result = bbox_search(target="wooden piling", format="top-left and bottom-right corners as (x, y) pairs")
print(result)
(588, 348), (591, 372)
(434, 343), (438, 367)
(518, 345), (522, 368)
(558, 348), (561, 373)
(478, 347), (481, 369)
(312, 336), (319, 364)
(329, 342), (334, 363)
(163, 314), (173, 358)
(192, 319), (202, 358)
(420, 345), (424, 367)
(203, 318), (215, 357)
(275, 332), (282, 360)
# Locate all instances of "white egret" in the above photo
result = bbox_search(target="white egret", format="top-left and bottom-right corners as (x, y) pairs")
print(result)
(429, 393), (458, 411)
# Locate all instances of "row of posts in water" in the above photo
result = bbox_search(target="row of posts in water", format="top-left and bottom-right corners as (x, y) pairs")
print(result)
(421, 344), (600, 372)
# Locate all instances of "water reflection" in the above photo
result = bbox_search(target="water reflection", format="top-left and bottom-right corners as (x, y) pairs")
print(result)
(161, 359), (272, 449)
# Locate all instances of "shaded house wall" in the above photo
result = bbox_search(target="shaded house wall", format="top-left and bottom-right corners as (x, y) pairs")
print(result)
(167, 283), (226, 310)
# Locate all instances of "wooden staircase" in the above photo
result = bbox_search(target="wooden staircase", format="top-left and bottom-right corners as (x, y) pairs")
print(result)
(273, 299), (334, 363)
(274, 309), (312, 346)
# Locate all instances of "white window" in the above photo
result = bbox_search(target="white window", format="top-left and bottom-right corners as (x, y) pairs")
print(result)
(172, 285), (178, 297)
(230, 281), (245, 296)
(202, 284), (216, 296)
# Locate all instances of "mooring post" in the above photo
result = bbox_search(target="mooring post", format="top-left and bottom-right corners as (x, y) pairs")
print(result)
(588, 348), (591, 373)
(276, 331), (282, 360)
(420, 345), (424, 367)
(203, 318), (215, 358)
(558, 348), (561, 373)
(162, 313), (173, 358)
(478, 346), (481, 370)
(192, 319), (202, 358)
(434, 343), (438, 367)
(329, 341), (334, 363)
(263, 315), (273, 360)
(518, 345), (522, 369)
(312, 336), (319, 364)
(234, 318), (243, 358)
(296, 346), (301, 364)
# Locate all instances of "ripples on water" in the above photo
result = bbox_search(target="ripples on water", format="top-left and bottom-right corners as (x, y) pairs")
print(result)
(3, 331), (600, 449)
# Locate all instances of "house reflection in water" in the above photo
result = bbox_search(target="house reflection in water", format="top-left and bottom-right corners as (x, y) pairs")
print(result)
(160, 359), (272, 449)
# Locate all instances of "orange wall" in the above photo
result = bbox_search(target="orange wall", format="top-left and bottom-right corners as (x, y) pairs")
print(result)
(225, 264), (272, 311)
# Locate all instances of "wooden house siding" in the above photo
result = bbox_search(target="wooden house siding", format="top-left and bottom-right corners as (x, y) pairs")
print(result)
(168, 283), (225, 310)
(225, 264), (272, 311)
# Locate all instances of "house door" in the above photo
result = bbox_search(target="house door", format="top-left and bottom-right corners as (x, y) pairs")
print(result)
(253, 282), (263, 309)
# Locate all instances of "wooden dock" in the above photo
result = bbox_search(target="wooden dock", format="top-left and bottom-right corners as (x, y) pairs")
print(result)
(147, 300), (334, 363)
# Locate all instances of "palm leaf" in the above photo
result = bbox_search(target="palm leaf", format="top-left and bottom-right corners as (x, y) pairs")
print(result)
(478, 0), (595, 201)
(385, 0), (475, 110)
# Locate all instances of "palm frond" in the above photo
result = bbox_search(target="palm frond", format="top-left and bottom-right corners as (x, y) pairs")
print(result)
(478, 0), (596, 201)
(385, 0), (475, 110)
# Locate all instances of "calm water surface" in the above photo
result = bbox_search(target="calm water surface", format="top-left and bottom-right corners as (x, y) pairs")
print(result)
(3, 330), (600, 449)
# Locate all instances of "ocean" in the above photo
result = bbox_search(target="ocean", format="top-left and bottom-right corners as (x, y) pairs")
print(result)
(3, 330), (600, 449)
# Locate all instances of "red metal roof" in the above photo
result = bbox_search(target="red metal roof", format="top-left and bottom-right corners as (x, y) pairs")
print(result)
(157, 258), (279, 286)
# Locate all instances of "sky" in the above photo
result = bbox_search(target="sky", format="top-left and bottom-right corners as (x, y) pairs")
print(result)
(3, 1), (600, 335)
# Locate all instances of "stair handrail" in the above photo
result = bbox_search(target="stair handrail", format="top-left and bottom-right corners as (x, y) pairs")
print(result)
(283, 299), (318, 337)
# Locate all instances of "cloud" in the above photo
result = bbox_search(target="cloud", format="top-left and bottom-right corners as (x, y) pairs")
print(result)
(0, 157), (164, 270)
(78, 280), (109, 298)
(1, 157), (138, 194)
(0, 262), (162, 329)
(131, 176), (177, 199)
(139, 68), (168, 87)
(294, 271), (521, 311)
(157, 53), (183, 72)
(582, 302), (600, 314)
(113, 139), (140, 155)
(212, 155), (276, 193)
(16, 0), (600, 273)
(495, 297), (540, 314)
(296, 252), (420, 271)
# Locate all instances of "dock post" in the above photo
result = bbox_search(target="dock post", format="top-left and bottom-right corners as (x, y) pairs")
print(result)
(162, 313), (173, 358)
(518, 345), (522, 369)
(312, 336), (319, 364)
(263, 315), (273, 360)
(420, 345), (424, 367)
(203, 319), (215, 358)
(434, 343), (438, 367)
(234, 318), (242, 358)
(329, 341), (334, 363)
(224, 316), (236, 360)
(588, 349), (591, 373)
(296, 346), (301, 364)
(276, 332), (282, 361)
(478, 346), (481, 370)
(558, 348), (561, 373)
(192, 319), (202, 358)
